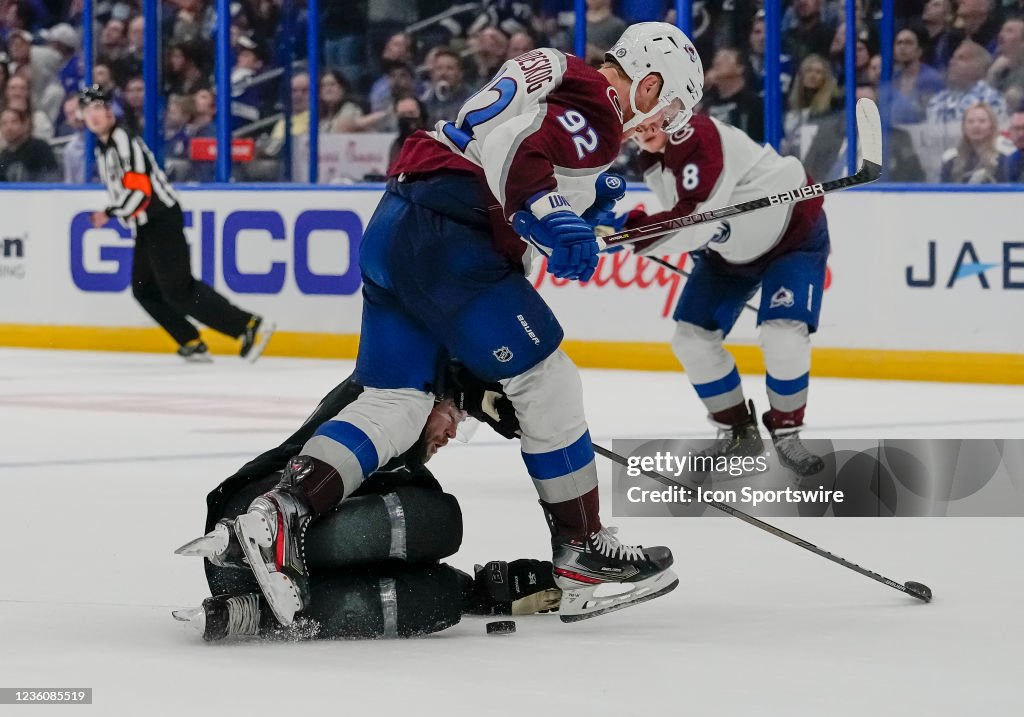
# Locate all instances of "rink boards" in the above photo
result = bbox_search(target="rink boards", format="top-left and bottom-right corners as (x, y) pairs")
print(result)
(0, 185), (1020, 383)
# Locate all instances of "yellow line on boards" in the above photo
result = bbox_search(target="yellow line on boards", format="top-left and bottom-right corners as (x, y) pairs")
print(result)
(1, 324), (1021, 384)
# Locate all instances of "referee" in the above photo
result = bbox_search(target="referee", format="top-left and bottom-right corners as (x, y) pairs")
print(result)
(79, 85), (274, 362)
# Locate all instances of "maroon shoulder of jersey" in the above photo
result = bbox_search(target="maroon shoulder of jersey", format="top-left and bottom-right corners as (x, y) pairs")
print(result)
(388, 130), (482, 179)
(499, 55), (623, 213)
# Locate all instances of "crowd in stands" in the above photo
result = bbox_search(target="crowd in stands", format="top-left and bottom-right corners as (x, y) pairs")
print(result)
(1, 0), (1023, 184)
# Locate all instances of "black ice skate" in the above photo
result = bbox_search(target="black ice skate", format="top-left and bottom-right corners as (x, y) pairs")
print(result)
(174, 519), (246, 569)
(552, 527), (678, 623)
(694, 400), (765, 482)
(172, 593), (261, 641)
(763, 411), (824, 477)
(177, 339), (212, 363)
(239, 316), (275, 363)
(233, 457), (314, 625)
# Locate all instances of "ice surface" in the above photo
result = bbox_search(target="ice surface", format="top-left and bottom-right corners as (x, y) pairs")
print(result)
(1, 348), (1022, 716)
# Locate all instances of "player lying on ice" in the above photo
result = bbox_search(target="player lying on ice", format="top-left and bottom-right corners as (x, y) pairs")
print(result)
(195, 22), (706, 626)
(595, 107), (830, 477)
(174, 364), (565, 641)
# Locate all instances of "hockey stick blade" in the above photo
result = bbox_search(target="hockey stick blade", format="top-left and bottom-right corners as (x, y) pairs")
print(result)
(592, 443), (932, 603)
(601, 99), (883, 250)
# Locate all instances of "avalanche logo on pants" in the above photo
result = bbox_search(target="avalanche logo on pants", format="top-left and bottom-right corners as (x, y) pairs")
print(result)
(770, 287), (795, 309)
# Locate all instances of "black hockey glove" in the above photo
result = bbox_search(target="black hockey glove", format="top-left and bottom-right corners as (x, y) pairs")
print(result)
(444, 362), (520, 440)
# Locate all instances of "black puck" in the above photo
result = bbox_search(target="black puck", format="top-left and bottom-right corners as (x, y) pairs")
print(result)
(486, 620), (516, 635)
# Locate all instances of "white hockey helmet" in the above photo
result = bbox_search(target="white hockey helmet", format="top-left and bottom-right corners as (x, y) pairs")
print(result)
(605, 22), (704, 133)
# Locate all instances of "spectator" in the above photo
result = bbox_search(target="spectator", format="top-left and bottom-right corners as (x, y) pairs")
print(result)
(0, 52), (10, 99)
(388, 94), (427, 167)
(467, 26), (509, 88)
(829, 21), (876, 85)
(782, 53), (844, 179)
(97, 18), (127, 65)
(783, 0), (837, 64)
(926, 40), (1007, 126)
(6, 28), (32, 74)
(701, 47), (764, 142)
(40, 22), (81, 96)
(987, 18), (1024, 104)
(264, 72), (310, 157)
(3, 75), (53, 139)
(367, 32), (415, 113)
(111, 14), (144, 85)
(507, 30), (536, 59)
(231, 36), (272, 131)
(163, 94), (194, 181)
(190, 88), (217, 138)
(20, 56), (63, 124)
(573, 0), (627, 52)
(914, 0), (958, 68)
(0, 107), (58, 181)
(55, 94), (86, 183)
(122, 76), (145, 133)
(320, 68), (383, 133)
(746, 11), (794, 96)
(422, 48), (472, 125)
(893, 27), (946, 123)
(164, 41), (209, 97)
(952, 0), (1002, 55)
(1005, 105), (1024, 179)
(940, 101), (1015, 181)
(169, 0), (217, 45)
(467, 0), (534, 39)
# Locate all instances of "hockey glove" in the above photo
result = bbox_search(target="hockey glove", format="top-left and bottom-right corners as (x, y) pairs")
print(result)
(444, 361), (520, 440)
(580, 172), (626, 227)
(513, 192), (599, 281)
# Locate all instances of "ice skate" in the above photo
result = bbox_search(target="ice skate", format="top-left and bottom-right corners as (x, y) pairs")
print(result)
(177, 339), (212, 363)
(174, 519), (246, 569)
(553, 527), (678, 622)
(233, 457), (315, 625)
(240, 316), (275, 363)
(692, 400), (765, 482)
(172, 593), (261, 641)
(766, 426), (824, 478)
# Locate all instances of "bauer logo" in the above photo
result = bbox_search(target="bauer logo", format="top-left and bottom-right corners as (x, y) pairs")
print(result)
(70, 209), (364, 295)
(905, 240), (1024, 289)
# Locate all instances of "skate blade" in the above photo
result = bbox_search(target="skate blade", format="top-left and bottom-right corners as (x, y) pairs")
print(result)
(181, 352), (214, 364)
(558, 570), (679, 623)
(174, 523), (230, 557)
(171, 606), (207, 636)
(233, 511), (302, 626)
(246, 321), (276, 364)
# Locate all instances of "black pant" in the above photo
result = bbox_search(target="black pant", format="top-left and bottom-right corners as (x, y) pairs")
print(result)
(132, 205), (251, 346)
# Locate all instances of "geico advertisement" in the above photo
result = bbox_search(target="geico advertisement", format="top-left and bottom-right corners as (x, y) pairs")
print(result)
(0, 188), (1021, 353)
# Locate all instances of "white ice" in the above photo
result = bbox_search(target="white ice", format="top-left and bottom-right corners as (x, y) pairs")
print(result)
(1, 348), (1022, 716)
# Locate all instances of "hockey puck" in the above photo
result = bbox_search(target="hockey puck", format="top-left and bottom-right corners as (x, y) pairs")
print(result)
(486, 620), (516, 636)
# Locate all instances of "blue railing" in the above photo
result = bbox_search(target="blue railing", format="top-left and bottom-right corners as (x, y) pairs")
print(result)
(28, 0), (1024, 190)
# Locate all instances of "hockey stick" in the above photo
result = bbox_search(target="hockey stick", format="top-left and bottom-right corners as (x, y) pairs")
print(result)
(645, 255), (758, 314)
(591, 443), (933, 603)
(600, 98), (882, 251)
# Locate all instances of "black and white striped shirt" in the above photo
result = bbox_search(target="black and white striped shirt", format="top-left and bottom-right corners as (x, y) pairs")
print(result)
(95, 125), (178, 226)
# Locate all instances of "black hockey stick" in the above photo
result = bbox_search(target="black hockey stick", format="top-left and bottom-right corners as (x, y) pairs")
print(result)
(644, 255), (758, 314)
(599, 98), (883, 251)
(592, 443), (933, 603)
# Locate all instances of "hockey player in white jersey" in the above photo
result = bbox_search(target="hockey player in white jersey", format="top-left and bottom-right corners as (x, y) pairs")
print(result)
(223, 24), (705, 625)
(600, 112), (828, 477)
